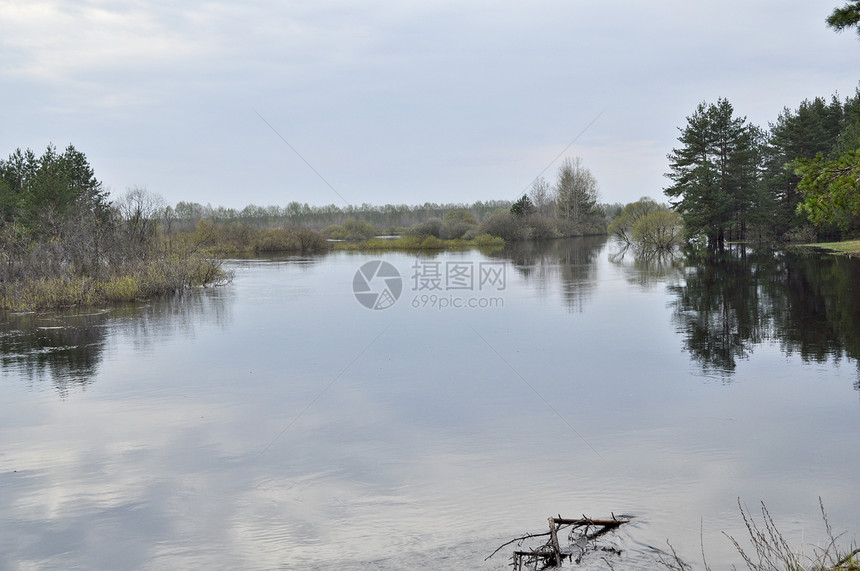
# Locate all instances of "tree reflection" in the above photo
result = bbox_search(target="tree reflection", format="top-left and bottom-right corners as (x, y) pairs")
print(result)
(0, 289), (231, 397)
(557, 236), (605, 312)
(0, 310), (108, 396)
(669, 245), (860, 380)
(608, 243), (685, 289)
(493, 236), (606, 312)
(775, 252), (860, 366)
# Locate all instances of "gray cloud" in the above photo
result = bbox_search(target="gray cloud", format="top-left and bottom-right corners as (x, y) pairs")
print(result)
(1, 0), (857, 207)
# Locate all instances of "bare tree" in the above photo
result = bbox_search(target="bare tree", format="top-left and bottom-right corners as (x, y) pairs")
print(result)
(529, 176), (554, 217)
(114, 186), (165, 259)
(554, 157), (599, 224)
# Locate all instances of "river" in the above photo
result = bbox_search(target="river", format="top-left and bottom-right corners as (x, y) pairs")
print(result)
(1, 237), (859, 569)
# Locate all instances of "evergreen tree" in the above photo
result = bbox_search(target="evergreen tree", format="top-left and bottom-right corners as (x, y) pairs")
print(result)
(764, 96), (844, 235)
(793, 149), (860, 233)
(827, 1), (860, 38)
(836, 88), (860, 154)
(0, 144), (109, 230)
(664, 99), (763, 246)
(789, 89), (860, 236)
(510, 194), (535, 218)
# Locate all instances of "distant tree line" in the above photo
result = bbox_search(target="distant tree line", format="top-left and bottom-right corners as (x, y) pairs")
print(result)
(157, 155), (609, 243)
(161, 199), (513, 233)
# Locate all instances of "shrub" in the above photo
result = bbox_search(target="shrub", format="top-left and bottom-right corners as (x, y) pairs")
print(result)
(320, 224), (348, 239)
(293, 228), (329, 252)
(528, 215), (560, 240)
(253, 228), (329, 253)
(1, 276), (97, 310)
(254, 228), (300, 252)
(480, 211), (527, 241)
(444, 208), (477, 225)
(408, 218), (444, 238)
(420, 235), (446, 249)
(632, 210), (684, 250)
(440, 221), (477, 239)
(342, 218), (376, 240)
(556, 217), (603, 238)
(472, 233), (505, 247)
(102, 275), (141, 301)
(461, 226), (481, 241)
(782, 225), (818, 243)
(609, 197), (663, 243)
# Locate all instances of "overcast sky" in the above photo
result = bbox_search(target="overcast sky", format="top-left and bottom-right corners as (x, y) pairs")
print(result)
(1, 1), (858, 209)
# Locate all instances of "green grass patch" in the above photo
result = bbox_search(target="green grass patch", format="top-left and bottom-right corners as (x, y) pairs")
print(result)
(102, 275), (142, 301)
(1, 277), (99, 311)
(805, 239), (860, 254)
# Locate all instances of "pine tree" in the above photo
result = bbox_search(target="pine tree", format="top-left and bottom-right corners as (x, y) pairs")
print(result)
(664, 99), (763, 246)
(764, 97), (844, 235)
(788, 89), (860, 236)
(0, 144), (109, 230)
(827, 1), (860, 38)
(510, 194), (535, 218)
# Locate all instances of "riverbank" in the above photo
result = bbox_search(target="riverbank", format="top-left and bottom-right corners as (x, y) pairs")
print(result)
(0, 232), (504, 310)
(0, 253), (232, 311)
(803, 239), (860, 255)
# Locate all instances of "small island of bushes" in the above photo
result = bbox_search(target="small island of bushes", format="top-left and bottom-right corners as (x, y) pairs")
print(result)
(0, 146), (231, 310)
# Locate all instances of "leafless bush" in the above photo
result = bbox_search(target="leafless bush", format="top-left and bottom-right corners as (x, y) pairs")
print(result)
(662, 499), (860, 571)
(113, 186), (166, 259)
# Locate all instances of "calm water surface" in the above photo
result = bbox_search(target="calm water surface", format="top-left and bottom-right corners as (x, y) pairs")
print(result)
(2, 237), (859, 569)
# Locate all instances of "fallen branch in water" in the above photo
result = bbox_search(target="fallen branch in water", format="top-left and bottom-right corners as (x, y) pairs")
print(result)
(487, 514), (631, 569)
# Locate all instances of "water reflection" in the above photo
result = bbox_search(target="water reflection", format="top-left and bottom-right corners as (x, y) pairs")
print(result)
(1, 244), (859, 569)
(495, 236), (606, 312)
(667, 245), (860, 379)
(4, 245), (858, 394)
(608, 243), (685, 288)
(0, 288), (232, 396)
(0, 310), (108, 395)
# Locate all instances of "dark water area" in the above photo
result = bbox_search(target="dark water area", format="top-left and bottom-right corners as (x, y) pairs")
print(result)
(1, 238), (858, 569)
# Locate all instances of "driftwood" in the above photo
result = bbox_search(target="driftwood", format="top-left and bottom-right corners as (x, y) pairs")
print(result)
(487, 514), (631, 570)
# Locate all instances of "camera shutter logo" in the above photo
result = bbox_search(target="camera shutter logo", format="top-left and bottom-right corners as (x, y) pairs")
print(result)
(353, 261), (402, 310)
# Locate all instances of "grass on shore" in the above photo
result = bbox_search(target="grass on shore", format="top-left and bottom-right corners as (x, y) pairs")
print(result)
(0, 254), (232, 311)
(802, 239), (860, 255)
